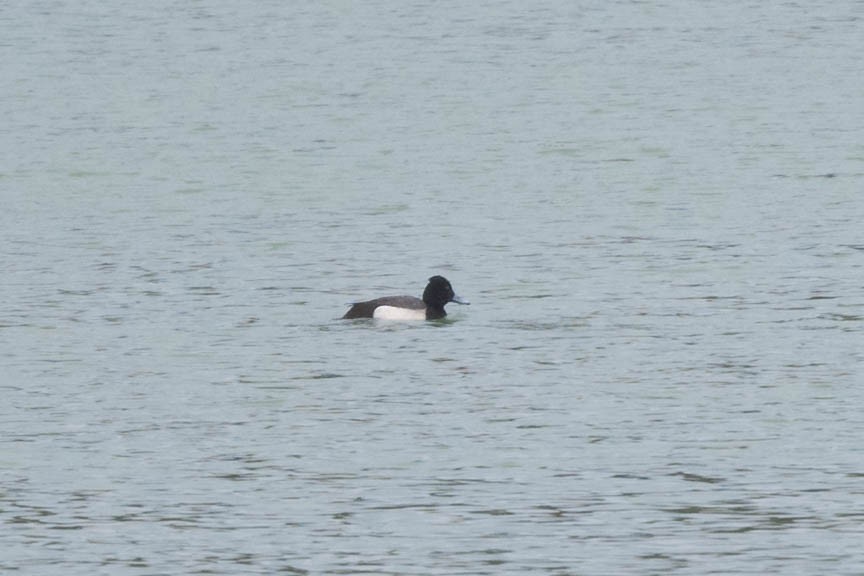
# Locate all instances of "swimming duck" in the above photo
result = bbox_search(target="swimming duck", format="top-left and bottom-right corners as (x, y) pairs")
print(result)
(342, 275), (469, 320)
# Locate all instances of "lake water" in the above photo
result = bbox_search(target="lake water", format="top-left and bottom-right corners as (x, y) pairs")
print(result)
(2, 1), (863, 574)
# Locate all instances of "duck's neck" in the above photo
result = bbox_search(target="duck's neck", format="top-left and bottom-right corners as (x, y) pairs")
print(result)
(425, 305), (447, 320)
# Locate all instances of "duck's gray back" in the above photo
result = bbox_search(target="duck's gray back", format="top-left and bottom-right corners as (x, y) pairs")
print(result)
(342, 295), (424, 319)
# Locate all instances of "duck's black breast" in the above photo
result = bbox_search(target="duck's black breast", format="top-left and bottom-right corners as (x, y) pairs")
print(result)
(342, 295), (425, 319)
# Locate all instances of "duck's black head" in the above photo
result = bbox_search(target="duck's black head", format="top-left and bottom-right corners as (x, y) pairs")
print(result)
(422, 276), (470, 313)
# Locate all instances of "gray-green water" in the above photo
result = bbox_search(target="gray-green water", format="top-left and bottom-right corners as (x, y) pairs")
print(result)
(3, 1), (863, 574)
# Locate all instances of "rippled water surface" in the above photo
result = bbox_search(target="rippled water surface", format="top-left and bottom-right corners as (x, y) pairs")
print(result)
(3, 1), (864, 574)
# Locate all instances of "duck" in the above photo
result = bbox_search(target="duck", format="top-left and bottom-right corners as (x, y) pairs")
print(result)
(342, 275), (469, 320)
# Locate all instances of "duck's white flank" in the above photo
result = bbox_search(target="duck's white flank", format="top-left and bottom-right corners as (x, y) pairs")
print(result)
(373, 306), (426, 320)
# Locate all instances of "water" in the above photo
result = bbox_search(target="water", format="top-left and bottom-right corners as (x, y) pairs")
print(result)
(2, 1), (863, 574)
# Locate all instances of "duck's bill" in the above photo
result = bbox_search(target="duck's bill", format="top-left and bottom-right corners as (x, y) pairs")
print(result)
(451, 294), (470, 305)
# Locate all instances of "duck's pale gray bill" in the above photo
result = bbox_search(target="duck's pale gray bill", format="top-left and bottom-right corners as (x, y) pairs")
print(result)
(452, 294), (470, 305)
